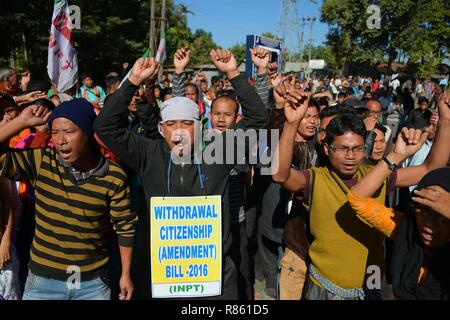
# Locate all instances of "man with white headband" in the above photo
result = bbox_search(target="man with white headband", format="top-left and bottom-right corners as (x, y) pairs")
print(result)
(95, 51), (268, 299)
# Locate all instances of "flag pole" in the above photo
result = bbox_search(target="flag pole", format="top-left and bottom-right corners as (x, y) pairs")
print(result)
(117, 48), (151, 89)
(158, 0), (166, 82)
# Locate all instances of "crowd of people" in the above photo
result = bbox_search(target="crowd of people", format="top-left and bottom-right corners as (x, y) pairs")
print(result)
(0, 46), (449, 300)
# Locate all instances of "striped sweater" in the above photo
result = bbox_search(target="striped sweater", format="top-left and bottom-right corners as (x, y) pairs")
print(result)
(0, 147), (137, 281)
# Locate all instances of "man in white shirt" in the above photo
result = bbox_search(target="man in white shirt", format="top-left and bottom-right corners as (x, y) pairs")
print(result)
(389, 74), (400, 91)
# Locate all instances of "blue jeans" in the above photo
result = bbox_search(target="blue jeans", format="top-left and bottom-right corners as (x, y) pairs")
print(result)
(22, 272), (111, 300)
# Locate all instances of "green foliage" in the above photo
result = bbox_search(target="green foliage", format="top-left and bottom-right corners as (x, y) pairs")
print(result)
(229, 43), (246, 64)
(0, 0), (219, 83)
(320, 0), (450, 76)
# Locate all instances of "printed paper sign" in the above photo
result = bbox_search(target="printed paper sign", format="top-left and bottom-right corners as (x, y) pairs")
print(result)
(150, 196), (222, 298)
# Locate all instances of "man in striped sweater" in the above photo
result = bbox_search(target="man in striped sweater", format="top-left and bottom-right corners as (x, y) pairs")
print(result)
(0, 100), (137, 300)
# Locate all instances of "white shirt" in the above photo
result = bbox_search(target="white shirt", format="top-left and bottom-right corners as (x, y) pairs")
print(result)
(390, 79), (400, 90)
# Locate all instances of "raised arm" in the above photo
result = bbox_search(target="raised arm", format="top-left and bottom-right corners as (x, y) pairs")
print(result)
(271, 86), (310, 192)
(351, 127), (428, 198)
(313, 91), (334, 106)
(0, 105), (49, 181)
(396, 91), (450, 187)
(172, 48), (189, 97)
(94, 57), (160, 174)
(0, 104), (50, 143)
(251, 47), (271, 110)
(210, 49), (267, 130)
(13, 91), (47, 105)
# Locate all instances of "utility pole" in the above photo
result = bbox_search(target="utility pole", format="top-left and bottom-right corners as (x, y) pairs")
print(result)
(300, 17), (306, 63)
(308, 17), (316, 71)
(158, 0), (167, 80)
(149, 0), (156, 54)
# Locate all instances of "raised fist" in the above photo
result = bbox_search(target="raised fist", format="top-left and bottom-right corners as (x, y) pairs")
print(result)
(210, 49), (239, 78)
(283, 90), (310, 124)
(174, 48), (190, 74)
(129, 57), (160, 86)
(250, 47), (269, 74)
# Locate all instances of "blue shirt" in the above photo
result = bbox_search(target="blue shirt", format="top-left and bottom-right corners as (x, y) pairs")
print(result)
(79, 86), (106, 104)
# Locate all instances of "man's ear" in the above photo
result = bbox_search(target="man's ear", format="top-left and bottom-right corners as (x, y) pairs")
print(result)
(158, 122), (165, 138)
(323, 143), (330, 156)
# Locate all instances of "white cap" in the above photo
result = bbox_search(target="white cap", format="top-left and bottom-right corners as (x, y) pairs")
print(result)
(160, 97), (200, 122)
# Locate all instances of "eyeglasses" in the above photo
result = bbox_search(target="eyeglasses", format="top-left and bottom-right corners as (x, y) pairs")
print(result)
(328, 144), (366, 154)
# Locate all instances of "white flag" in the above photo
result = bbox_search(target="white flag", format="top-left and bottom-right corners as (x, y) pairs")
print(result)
(47, 0), (78, 93)
(155, 31), (166, 63)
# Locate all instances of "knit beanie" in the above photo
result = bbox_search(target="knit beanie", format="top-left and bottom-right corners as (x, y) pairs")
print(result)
(48, 98), (97, 137)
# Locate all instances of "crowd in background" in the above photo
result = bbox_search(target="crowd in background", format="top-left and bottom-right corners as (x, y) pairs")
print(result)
(1, 46), (449, 300)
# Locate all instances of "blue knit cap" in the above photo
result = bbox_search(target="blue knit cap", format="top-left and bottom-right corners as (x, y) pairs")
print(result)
(48, 98), (97, 137)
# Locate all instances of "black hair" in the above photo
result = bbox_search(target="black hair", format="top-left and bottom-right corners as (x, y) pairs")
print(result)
(184, 82), (199, 96)
(319, 104), (356, 120)
(338, 91), (346, 98)
(216, 89), (237, 101)
(325, 113), (366, 146)
(362, 91), (373, 99)
(81, 73), (93, 81)
(26, 78), (50, 93)
(373, 122), (387, 135)
(418, 96), (429, 106)
(49, 94), (61, 102)
(0, 93), (17, 113)
(211, 90), (239, 114)
(394, 94), (405, 105)
(211, 75), (221, 84)
(105, 75), (120, 90)
(319, 105), (341, 120)
(162, 87), (172, 98)
(308, 98), (321, 113)
(317, 97), (329, 107)
(33, 98), (56, 111)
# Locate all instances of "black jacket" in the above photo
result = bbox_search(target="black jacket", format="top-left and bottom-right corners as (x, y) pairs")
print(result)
(405, 109), (432, 130)
(94, 75), (268, 257)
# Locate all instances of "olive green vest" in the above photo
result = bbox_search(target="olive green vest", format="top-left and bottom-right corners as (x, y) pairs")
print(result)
(308, 165), (387, 289)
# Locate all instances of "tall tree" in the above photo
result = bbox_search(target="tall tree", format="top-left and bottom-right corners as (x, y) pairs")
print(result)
(229, 43), (246, 64)
(0, 0), (219, 85)
(320, 0), (450, 76)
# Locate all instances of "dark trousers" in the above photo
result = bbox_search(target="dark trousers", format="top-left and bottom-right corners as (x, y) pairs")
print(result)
(230, 221), (252, 300)
(256, 224), (281, 299)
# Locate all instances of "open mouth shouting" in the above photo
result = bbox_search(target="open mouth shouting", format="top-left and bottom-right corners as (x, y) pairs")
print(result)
(58, 148), (72, 161)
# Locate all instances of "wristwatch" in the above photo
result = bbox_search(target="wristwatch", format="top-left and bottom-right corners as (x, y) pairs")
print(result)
(382, 156), (397, 171)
